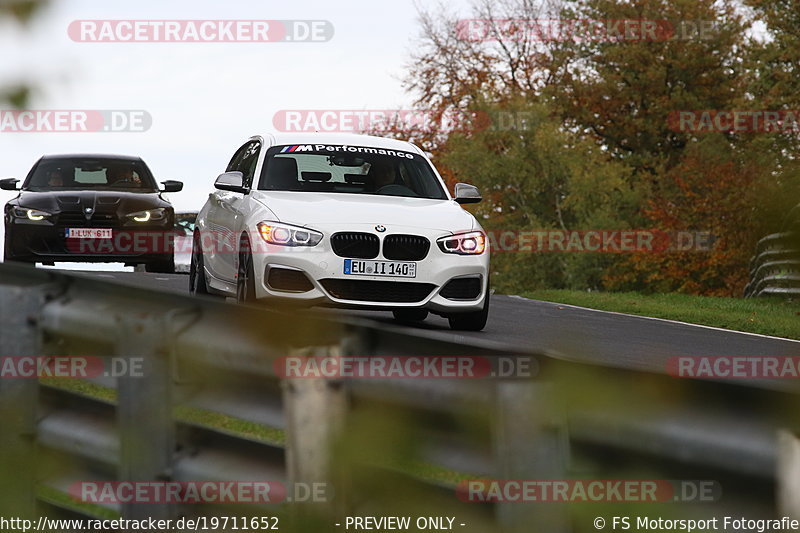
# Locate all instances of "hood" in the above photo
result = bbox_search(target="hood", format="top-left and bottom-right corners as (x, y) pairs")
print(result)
(249, 191), (477, 232)
(14, 190), (168, 215)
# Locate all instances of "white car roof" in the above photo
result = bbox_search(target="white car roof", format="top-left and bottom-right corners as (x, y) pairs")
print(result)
(264, 132), (424, 155)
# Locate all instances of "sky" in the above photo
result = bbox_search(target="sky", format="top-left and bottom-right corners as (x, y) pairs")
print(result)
(0, 0), (475, 214)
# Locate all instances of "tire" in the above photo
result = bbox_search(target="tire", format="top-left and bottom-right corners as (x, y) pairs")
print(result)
(236, 238), (257, 304)
(392, 309), (429, 323)
(189, 233), (216, 296)
(448, 292), (490, 331)
(145, 255), (175, 273)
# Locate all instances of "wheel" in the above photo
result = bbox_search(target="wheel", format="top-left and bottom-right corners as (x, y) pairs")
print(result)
(448, 292), (490, 331)
(236, 238), (256, 304)
(189, 233), (216, 295)
(392, 309), (429, 323)
(145, 255), (174, 273)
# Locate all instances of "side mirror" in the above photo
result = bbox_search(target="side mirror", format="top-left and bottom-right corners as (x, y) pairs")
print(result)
(214, 171), (248, 194)
(161, 180), (183, 193)
(0, 178), (19, 191)
(454, 182), (481, 204)
(173, 224), (191, 236)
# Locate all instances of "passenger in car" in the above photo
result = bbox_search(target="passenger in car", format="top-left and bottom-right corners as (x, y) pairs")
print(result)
(47, 169), (64, 187)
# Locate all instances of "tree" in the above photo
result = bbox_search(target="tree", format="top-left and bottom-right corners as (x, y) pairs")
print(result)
(442, 100), (640, 291)
(547, 0), (748, 183)
(0, 0), (48, 108)
(394, 0), (798, 295)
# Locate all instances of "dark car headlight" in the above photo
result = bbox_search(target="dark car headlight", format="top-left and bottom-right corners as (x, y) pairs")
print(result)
(125, 208), (167, 223)
(437, 231), (487, 255)
(12, 207), (53, 221)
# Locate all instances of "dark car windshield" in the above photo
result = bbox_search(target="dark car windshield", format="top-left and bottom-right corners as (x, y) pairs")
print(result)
(257, 145), (447, 200)
(23, 157), (158, 192)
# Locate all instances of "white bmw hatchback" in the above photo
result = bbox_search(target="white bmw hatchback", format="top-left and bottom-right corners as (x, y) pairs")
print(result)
(190, 133), (490, 331)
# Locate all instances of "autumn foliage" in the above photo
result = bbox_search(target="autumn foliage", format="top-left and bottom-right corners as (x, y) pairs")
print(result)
(390, 0), (800, 296)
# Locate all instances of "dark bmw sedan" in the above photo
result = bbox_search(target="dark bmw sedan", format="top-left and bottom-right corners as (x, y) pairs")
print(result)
(2, 154), (182, 272)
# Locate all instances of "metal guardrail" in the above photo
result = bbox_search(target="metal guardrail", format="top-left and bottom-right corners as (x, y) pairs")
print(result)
(0, 263), (799, 532)
(745, 204), (800, 298)
(745, 231), (800, 297)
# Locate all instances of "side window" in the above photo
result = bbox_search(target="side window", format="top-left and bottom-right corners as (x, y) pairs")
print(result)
(226, 143), (250, 173)
(237, 141), (261, 188)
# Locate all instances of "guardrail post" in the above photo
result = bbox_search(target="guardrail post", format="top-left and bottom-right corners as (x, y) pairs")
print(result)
(0, 281), (52, 519)
(777, 430), (800, 519)
(116, 313), (174, 521)
(494, 379), (569, 533)
(282, 343), (347, 521)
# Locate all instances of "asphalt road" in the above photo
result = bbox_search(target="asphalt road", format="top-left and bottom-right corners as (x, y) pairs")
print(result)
(67, 269), (800, 374)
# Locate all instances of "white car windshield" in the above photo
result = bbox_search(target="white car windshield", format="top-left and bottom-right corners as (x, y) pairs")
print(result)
(257, 144), (447, 199)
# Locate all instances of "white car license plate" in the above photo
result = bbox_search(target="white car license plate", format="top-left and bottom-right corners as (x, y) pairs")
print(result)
(344, 259), (416, 278)
(65, 228), (113, 239)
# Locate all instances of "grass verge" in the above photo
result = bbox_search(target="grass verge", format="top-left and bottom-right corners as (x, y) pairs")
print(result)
(520, 290), (800, 340)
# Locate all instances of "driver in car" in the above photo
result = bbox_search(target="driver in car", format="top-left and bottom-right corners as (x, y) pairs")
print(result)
(108, 165), (141, 186)
(370, 159), (398, 191)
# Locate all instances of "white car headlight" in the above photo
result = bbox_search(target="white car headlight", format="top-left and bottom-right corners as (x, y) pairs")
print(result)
(257, 221), (323, 247)
(437, 231), (486, 255)
(13, 207), (52, 221)
(126, 208), (167, 223)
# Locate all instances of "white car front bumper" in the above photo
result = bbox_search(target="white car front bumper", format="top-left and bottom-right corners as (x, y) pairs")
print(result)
(249, 223), (489, 314)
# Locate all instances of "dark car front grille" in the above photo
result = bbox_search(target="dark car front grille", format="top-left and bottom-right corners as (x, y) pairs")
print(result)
(382, 234), (430, 261)
(331, 232), (379, 259)
(56, 211), (119, 228)
(320, 279), (435, 303)
(440, 277), (482, 300)
(267, 268), (314, 292)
